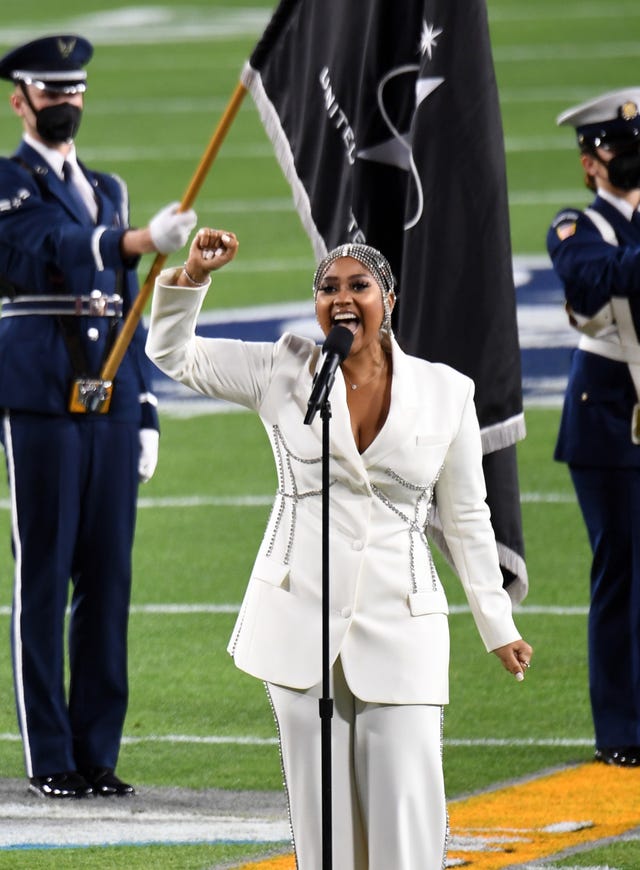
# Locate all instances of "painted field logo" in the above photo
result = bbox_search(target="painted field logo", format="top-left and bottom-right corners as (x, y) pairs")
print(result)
(241, 763), (640, 869)
(447, 762), (639, 867)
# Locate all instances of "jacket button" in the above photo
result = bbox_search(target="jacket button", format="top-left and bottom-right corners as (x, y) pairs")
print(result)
(580, 392), (588, 401)
(87, 327), (99, 341)
(352, 540), (363, 551)
(341, 607), (352, 619)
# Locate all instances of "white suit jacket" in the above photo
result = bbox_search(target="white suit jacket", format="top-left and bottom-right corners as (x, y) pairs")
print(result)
(147, 274), (521, 705)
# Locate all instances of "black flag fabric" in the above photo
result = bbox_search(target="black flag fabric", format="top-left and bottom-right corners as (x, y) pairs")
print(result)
(242, 0), (528, 602)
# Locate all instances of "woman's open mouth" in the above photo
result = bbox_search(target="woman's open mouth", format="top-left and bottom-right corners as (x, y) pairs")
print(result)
(332, 311), (359, 334)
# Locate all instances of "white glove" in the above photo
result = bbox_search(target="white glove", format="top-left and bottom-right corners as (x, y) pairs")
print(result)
(149, 201), (197, 254)
(138, 429), (160, 484)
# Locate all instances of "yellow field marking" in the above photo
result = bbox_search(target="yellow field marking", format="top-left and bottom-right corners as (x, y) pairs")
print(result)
(239, 857), (294, 870)
(447, 762), (639, 868)
(238, 762), (640, 869)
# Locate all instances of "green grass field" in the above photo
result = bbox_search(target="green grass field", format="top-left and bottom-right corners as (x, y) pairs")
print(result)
(1, 1), (639, 868)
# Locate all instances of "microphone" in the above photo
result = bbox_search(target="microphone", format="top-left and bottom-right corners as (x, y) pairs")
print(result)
(304, 325), (354, 425)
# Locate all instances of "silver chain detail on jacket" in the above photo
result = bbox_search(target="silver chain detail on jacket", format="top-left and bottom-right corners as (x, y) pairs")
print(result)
(266, 425), (331, 564)
(265, 426), (443, 591)
(370, 464), (443, 593)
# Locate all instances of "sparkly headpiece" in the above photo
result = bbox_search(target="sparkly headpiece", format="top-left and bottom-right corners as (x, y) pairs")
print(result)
(312, 243), (395, 334)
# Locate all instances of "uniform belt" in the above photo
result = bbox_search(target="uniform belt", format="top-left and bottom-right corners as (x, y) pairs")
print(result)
(580, 332), (640, 446)
(0, 292), (123, 318)
(578, 333), (640, 365)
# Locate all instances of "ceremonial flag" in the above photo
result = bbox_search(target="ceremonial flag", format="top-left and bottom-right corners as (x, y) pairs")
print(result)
(243, 0), (528, 601)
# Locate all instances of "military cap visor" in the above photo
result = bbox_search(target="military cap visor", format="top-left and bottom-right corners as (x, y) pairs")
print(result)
(0, 35), (92, 94)
(10, 70), (87, 94)
(577, 123), (640, 151)
(557, 88), (640, 147)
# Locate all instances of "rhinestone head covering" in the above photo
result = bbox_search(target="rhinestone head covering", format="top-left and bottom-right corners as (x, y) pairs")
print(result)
(312, 243), (395, 334)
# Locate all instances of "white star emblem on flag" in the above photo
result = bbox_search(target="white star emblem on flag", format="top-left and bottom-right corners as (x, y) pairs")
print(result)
(420, 21), (443, 59)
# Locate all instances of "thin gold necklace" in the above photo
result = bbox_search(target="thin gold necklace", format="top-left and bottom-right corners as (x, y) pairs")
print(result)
(343, 357), (386, 391)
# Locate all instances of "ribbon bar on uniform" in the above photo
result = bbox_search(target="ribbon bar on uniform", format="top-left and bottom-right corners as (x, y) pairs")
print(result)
(0, 292), (123, 318)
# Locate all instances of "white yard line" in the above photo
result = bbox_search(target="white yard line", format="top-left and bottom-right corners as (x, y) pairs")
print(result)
(0, 491), (577, 512)
(0, 732), (594, 748)
(0, 813), (290, 848)
(1, 9), (271, 47)
(0, 778), (290, 850)
(0, 603), (589, 618)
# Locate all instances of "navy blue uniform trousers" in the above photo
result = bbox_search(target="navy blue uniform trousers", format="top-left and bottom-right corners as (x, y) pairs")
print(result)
(1, 411), (139, 777)
(570, 465), (640, 748)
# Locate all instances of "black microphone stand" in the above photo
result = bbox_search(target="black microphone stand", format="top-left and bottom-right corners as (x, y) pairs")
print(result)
(303, 326), (352, 869)
(318, 396), (333, 870)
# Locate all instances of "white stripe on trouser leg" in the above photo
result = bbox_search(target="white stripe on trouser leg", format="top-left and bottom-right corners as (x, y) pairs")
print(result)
(2, 411), (32, 776)
(268, 657), (447, 870)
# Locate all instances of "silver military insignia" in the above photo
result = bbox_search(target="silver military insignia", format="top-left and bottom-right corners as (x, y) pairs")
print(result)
(0, 188), (31, 213)
(57, 37), (77, 59)
(620, 101), (639, 121)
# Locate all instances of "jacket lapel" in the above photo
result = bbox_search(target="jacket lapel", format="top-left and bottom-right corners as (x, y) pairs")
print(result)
(361, 339), (422, 467)
(79, 159), (118, 227)
(292, 336), (422, 480)
(15, 142), (91, 224)
(289, 343), (365, 478)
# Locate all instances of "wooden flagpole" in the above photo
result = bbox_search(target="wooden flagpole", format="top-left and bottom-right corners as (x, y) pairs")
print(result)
(99, 80), (248, 384)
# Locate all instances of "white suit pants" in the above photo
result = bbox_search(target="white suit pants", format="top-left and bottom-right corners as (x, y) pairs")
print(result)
(267, 658), (448, 870)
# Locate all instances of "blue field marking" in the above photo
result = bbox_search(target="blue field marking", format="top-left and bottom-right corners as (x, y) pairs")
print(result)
(148, 257), (576, 412)
(514, 256), (576, 407)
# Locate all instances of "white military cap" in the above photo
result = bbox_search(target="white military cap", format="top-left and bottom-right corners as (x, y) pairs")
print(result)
(557, 89), (640, 148)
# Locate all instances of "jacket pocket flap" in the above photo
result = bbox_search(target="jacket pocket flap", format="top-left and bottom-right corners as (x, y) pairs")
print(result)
(416, 435), (448, 448)
(408, 590), (449, 616)
(251, 556), (290, 587)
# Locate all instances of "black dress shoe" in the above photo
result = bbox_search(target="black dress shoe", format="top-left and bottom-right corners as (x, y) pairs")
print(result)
(82, 767), (135, 796)
(595, 747), (640, 767)
(29, 771), (94, 798)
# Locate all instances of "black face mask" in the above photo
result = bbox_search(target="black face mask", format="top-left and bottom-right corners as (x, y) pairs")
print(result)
(606, 149), (640, 191)
(34, 103), (83, 144)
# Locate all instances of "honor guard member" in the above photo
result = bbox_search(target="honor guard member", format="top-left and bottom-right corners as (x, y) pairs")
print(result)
(547, 89), (640, 768)
(0, 35), (197, 798)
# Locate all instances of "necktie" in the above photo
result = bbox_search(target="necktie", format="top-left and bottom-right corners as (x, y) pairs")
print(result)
(62, 161), (93, 224)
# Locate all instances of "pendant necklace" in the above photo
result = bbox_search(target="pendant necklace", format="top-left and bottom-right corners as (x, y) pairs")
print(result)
(343, 358), (386, 391)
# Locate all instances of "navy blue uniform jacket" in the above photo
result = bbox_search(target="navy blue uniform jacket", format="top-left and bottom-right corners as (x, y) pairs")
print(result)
(546, 194), (640, 467)
(0, 140), (158, 428)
